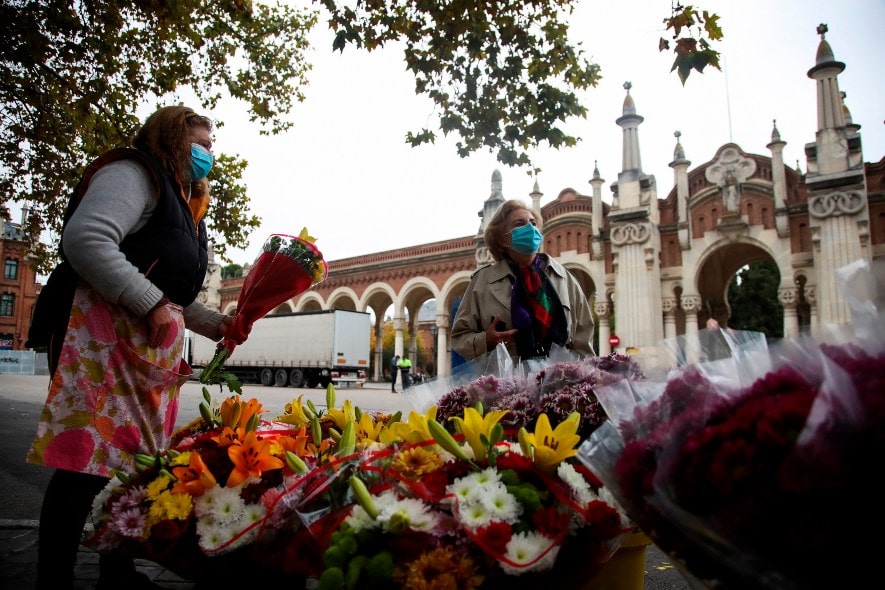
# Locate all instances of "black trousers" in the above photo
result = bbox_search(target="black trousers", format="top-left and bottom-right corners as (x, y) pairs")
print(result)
(391, 367), (398, 390)
(36, 468), (126, 589)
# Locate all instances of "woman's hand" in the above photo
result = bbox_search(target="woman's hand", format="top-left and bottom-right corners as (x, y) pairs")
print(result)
(486, 314), (518, 350)
(218, 315), (233, 338)
(146, 299), (174, 348)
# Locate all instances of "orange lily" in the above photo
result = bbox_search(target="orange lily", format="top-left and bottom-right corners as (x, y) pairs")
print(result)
(211, 426), (246, 448)
(171, 451), (217, 496)
(219, 396), (265, 430)
(274, 426), (312, 457)
(227, 430), (284, 487)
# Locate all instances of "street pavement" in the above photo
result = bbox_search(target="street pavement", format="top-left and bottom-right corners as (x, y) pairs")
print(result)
(0, 373), (692, 589)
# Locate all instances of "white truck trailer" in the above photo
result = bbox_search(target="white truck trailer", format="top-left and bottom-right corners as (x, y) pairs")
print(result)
(190, 309), (371, 387)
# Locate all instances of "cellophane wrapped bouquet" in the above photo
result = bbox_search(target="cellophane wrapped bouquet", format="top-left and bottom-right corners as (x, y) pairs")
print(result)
(578, 259), (885, 589)
(304, 344), (646, 589)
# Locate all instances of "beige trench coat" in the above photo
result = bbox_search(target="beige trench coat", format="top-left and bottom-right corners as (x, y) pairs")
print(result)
(451, 256), (595, 360)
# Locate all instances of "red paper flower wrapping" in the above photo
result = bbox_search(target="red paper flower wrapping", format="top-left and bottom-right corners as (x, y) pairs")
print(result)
(222, 233), (327, 353)
(200, 232), (328, 384)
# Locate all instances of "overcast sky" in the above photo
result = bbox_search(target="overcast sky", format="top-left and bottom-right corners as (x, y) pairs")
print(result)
(13, 1), (883, 269)
(208, 0), (883, 267)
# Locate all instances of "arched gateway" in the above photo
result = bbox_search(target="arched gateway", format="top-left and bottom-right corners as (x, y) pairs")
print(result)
(204, 26), (884, 380)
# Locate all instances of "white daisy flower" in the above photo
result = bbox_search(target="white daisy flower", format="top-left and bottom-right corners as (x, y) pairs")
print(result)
(501, 531), (560, 575)
(344, 504), (379, 532)
(210, 486), (247, 525)
(196, 520), (226, 552)
(457, 498), (493, 530)
(557, 462), (597, 507)
(379, 497), (440, 533)
(480, 483), (521, 524)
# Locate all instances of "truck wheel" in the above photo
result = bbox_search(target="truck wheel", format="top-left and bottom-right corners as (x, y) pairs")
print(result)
(288, 368), (304, 388)
(274, 368), (288, 387)
(260, 368), (274, 387)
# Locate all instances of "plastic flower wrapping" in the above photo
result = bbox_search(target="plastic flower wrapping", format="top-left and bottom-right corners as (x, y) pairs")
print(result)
(199, 230), (329, 385)
(578, 259), (885, 589)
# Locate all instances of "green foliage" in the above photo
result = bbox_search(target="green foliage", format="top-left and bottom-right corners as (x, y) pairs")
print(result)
(221, 263), (244, 280)
(321, 0), (602, 168)
(727, 260), (784, 340)
(0, 0), (316, 273)
(659, 4), (723, 85)
(3, 1), (722, 274)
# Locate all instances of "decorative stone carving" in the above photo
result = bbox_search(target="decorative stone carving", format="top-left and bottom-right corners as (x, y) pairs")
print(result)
(705, 146), (757, 212)
(661, 297), (677, 313)
(808, 191), (866, 218)
(680, 294), (702, 313)
(778, 287), (798, 307)
(594, 301), (611, 318)
(804, 287), (816, 306)
(475, 246), (495, 266)
(610, 222), (651, 246)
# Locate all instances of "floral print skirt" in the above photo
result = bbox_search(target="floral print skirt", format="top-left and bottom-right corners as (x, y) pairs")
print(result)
(27, 283), (192, 477)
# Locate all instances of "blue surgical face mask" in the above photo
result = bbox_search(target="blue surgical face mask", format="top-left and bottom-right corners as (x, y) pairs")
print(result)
(190, 143), (213, 181)
(509, 223), (542, 255)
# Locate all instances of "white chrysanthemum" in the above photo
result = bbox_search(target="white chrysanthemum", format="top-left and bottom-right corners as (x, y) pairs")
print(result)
(208, 486), (247, 525)
(501, 531), (560, 575)
(91, 477), (125, 521)
(196, 520), (226, 552)
(472, 467), (501, 486)
(243, 502), (267, 525)
(379, 497), (441, 532)
(479, 483), (521, 524)
(447, 477), (482, 506)
(344, 504), (379, 532)
(557, 462), (596, 507)
(194, 484), (224, 517)
(457, 498), (494, 530)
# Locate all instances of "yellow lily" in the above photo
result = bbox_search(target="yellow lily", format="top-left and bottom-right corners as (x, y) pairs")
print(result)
(355, 412), (385, 447)
(522, 413), (581, 473)
(385, 407), (438, 444)
(450, 407), (508, 461)
(326, 399), (357, 431)
(277, 395), (313, 427)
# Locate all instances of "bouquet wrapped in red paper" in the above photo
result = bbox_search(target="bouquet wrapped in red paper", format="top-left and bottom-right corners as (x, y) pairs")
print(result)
(578, 260), (885, 589)
(200, 230), (328, 385)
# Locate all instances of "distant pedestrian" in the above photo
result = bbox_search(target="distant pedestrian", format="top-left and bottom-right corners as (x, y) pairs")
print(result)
(399, 356), (413, 389)
(390, 354), (400, 392)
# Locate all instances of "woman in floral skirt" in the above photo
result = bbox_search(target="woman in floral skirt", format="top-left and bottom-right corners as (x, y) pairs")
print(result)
(26, 106), (231, 589)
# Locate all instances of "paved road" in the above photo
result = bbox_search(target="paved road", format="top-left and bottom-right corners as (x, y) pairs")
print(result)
(0, 373), (693, 589)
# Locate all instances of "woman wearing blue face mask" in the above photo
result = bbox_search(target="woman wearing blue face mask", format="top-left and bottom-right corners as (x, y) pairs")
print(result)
(28, 105), (233, 590)
(452, 199), (595, 361)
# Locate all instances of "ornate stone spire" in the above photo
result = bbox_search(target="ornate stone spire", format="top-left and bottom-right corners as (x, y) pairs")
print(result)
(807, 23), (846, 131)
(616, 81), (644, 173)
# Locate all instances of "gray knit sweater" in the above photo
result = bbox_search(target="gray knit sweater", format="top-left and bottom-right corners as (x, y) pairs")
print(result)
(62, 159), (224, 340)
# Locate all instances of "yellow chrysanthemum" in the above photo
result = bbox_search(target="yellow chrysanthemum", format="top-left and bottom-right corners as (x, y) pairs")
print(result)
(391, 446), (444, 480)
(169, 451), (191, 467)
(148, 490), (193, 521)
(145, 474), (172, 500)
